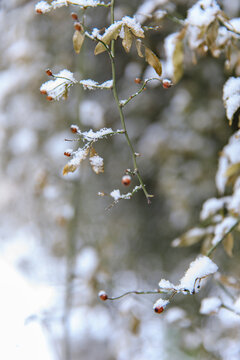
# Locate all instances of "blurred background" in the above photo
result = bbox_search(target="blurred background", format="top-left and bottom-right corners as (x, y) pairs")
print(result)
(0, 0), (240, 359)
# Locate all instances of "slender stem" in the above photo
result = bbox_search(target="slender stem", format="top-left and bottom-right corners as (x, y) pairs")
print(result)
(221, 304), (240, 316)
(108, 289), (163, 300)
(121, 78), (162, 108)
(109, 0), (152, 203)
(206, 219), (240, 257)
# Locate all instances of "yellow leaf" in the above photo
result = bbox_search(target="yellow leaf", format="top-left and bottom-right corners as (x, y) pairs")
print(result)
(135, 39), (144, 58)
(122, 26), (133, 53)
(225, 163), (240, 178)
(73, 30), (85, 54)
(89, 148), (104, 174)
(145, 47), (162, 76)
(223, 233), (234, 257)
(172, 35), (184, 83)
(63, 163), (77, 175)
(94, 22), (122, 55)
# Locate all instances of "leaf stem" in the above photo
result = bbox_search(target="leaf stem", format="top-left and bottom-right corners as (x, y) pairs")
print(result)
(107, 289), (163, 300)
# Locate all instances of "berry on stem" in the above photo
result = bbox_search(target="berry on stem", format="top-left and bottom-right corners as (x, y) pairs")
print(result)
(98, 290), (108, 301)
(46, 69), (53, 76)
(122, 175), (131, 186)
(162, 79), (172, 89)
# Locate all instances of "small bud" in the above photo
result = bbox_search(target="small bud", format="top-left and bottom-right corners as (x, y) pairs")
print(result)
(36, 9), (43, 14)
(74, 22), (82, 32)
(40, 89), (47, 95)
(134, 78), (142, 84)
(162, 79), (172, 89)
(122, 175), (131, 186)
(70, 125), (79, 133)
(46, 96), (53, 101)
(98, 290), (108, 301)
(46, 69), (53, 76)
(71, 12), (79, 21)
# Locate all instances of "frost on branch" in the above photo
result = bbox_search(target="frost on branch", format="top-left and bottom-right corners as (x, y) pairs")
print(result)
(223, 77), (240, 125)
(40, 69), (76, 101)
(110, 185), (142, 202)
(63, 127), (123, 175)
(79, 79), (113, 90)
(35, 0), (106, 14)
(158, 256), (218, 295)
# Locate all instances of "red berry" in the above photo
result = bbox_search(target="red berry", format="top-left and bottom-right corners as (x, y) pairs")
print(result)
(46, 96), (53, 101)
(46, 69), (53, 76)
(71, 12), (78, 21)
(36, 9), (43, 14)
(121, 175), (131, 186)
(74, 22), (82, 32)
(98, 291), (108, 301)
(64, 151), (72, 157)
(154, 306), (164, 314)
(162, 79), (172, 89)
(70, 125), (79, 133)
(40, 89), (47, 95)
(134, 78), (142, 84)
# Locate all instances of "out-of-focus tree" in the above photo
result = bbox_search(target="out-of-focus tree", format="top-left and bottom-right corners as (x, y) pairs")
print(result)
(1, 0), (240, 359)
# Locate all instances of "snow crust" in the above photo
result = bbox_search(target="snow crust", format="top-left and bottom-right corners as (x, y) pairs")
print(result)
(212, 216), (238, 246)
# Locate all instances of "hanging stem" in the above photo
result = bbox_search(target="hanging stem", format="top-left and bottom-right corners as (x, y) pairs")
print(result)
(108, 0), (152, 203)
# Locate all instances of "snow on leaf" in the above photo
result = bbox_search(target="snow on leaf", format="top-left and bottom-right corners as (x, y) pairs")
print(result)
(223, 77), (240, 125)
(89, 148), (104, 174)
(79, 79), (113, 90)
(63, 147), (89, 175)
(171, 226), (214, 247)
(200, 297), (222, 315)
(200, 197), (231, 220)
(40, 69), (76, 101)
(178, 256), (218, 294)
(94, 22), (122, 55)
(122, 16), (144, 38)
(145, 47), (162, 77)
(186, 0), (220, 28)
(211, 216), (238, 246)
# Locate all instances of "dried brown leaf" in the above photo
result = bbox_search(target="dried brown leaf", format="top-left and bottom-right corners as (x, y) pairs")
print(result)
(135, 39), (144, 57)
(122, 26), (133, 53)
(145, 47), (162, 76)
(223, 233), (234, 257)
(63, 163), (77, 175)
(94, 23), (122, 55)
(172, 35), (184, 83)
(73, 30), (85, 54)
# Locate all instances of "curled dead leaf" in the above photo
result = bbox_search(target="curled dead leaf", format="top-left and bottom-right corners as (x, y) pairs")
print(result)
(145, 47), (162, 76)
